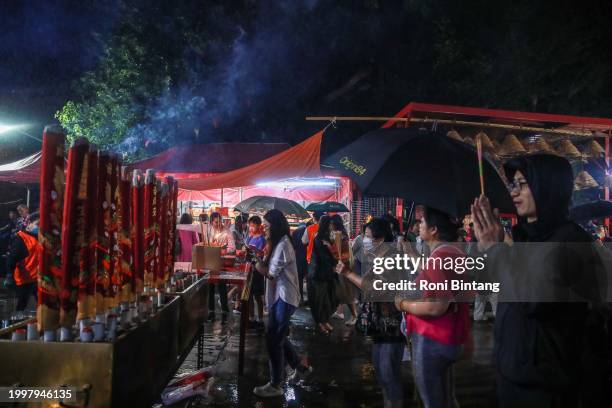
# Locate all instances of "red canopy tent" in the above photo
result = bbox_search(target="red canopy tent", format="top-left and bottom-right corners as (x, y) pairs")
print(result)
(0, 151), (42, 183)
(175, 131), (351, 207)
(128, 142), (290, 178)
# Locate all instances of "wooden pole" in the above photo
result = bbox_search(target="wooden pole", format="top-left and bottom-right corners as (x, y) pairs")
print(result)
(305, 116), (599, 137)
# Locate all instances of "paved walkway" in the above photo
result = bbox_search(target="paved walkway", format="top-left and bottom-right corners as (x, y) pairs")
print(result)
(176, 307), (497, 407)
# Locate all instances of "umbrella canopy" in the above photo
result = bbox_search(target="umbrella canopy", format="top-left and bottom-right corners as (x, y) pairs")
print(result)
(234, 196), (310, 219)
(323, 128), (514, 217)
(305, 201), (350, 213)
(569, 200), (612, 222)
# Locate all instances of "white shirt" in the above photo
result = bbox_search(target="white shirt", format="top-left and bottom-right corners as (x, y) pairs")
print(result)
(266, 235), (300, 308)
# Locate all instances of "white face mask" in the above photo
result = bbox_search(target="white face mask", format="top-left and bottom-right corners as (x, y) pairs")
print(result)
(362, 237), (374, 252)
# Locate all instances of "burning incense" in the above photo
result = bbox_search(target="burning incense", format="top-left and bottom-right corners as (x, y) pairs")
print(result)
(37, 126), (66, 336)
(476, 133), (485, 196)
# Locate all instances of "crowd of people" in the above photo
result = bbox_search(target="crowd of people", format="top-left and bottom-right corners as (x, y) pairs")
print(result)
(176, 153), (611, 408)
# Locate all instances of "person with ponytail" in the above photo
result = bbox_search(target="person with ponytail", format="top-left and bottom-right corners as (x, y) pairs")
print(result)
(253, 209), (312, 398)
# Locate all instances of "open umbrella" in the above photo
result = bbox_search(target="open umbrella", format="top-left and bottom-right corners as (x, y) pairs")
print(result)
(569, 200), (612, 222)
(305, 201), (350, 213)
(323, 128), (514, 218)
(234, 196), (310, 219)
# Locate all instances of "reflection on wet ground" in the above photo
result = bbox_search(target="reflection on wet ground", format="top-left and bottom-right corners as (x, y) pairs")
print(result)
(172, 308), (497, 407)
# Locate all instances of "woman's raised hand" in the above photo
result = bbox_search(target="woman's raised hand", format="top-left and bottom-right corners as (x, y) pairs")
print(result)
(470, 195), (504, 252)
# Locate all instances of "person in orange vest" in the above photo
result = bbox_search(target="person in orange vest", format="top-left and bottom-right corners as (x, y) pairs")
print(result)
(5, 213), (40, 311)
(301, 211), (325, 264)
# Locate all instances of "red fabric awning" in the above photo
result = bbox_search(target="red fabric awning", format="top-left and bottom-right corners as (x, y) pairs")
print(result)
(128, 142), (290, 175)
(178, 131), (323, 192)
(0, 151), (42, 183)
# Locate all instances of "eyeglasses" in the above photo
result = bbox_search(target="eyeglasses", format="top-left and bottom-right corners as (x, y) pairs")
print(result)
(507, 180), (528, 192)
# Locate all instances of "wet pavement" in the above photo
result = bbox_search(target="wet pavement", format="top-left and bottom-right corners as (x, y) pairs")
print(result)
(171, 306), (498, 408)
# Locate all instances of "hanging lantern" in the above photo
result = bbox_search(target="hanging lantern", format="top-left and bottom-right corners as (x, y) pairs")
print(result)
(496, 134), (526, 157)
(556, 139), (581, 158)
(574, 170), (599, 190)
(447, 129), (463, 141)
(582, 140), (605, 158)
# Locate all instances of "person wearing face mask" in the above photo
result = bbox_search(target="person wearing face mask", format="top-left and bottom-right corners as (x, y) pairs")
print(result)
(395, 206), (471, 408)
(336, 218), (406, 408)
(5, 213), (40, 311)
(329, 214), (359, 326)
(307, 215), (339, 334)
(471, 154), (607, 408)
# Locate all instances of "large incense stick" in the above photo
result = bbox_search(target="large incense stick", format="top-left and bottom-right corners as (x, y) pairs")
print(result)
(37, 126), (66, 337)
(59, 138), (89, 334)
(77, 148), (98, 322)
(132, 170), (144, 295)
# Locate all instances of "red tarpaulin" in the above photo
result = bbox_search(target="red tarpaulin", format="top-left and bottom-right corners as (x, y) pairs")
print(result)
(128, 142), (290, 178)
(0, 151), (42, 183)
(177, 180), (348, 204)
(178, 131), (323, 192)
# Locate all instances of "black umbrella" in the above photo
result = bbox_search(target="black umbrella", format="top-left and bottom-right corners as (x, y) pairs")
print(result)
(305, 201), (350, 213)
(234, 196), (310, 219)
(323, 128), (514, 218)
(569, 200), (612, 222)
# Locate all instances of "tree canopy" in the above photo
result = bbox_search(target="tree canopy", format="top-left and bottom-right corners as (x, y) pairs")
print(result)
(56, 0), (612, 160)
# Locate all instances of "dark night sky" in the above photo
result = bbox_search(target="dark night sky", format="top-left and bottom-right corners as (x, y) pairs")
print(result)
(0, 0), (117, 161)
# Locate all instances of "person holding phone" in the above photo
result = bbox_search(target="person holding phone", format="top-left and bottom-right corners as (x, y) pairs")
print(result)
(253, 209), (312, 398)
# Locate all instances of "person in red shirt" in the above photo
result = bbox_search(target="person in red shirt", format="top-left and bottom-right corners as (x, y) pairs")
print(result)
(302, 211), (324, 264)
(396, 206), (471, 408)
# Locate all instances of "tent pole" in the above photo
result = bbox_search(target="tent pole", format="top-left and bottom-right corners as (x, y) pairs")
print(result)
(26, 187), (30, 208)
(221, 188), (224, 207)
(606, 134), (610, 230)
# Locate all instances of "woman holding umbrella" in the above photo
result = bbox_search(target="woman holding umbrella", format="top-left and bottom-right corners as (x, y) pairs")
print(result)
(335, 218), (405, 408)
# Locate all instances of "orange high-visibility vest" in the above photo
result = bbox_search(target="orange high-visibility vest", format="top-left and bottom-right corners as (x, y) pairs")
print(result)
(13, 231), (40, 286)
(305, 224), (319, 264)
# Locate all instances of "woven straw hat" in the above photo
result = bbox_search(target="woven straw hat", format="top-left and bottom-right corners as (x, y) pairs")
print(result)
(525, 136), (555, 154)
(496, 134), (526, 157)
(556, 139), (581, 158)
(582, 140), (605, 158)
(574, 170), (599, 190)
(475, 132), (495, 149)
(447, 130), (463, 141)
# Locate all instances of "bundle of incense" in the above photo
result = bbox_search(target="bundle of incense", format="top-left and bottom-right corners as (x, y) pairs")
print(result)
(157, 180), (169, 288)
(106, 155), (120, 312)
(132, 170), (145, 295)
(77, 148), (98, 323)
(115, 167), (133, 305)
(143, 169), (156, 289)
(37, 125), (66, 337)
(59, 138), (90, 336)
